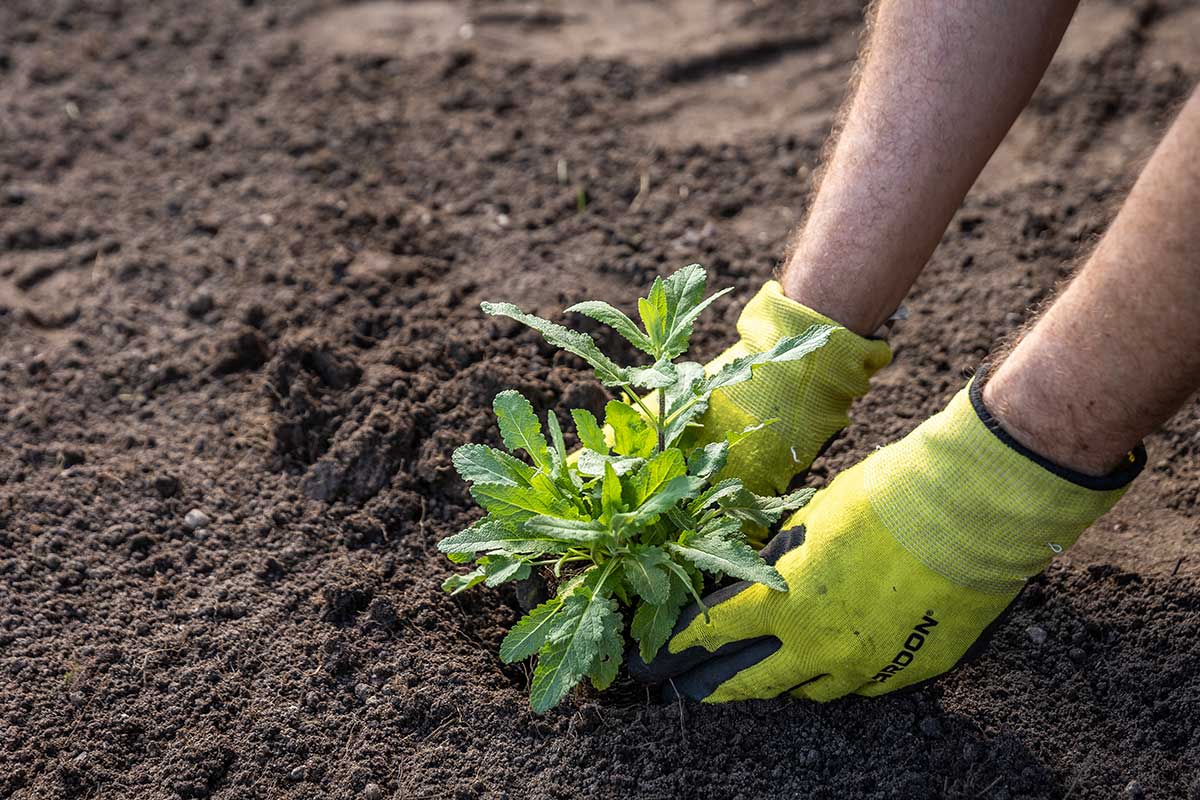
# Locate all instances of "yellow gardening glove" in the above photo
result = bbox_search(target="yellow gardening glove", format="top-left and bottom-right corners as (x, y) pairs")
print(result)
(692, 281), (892, 496)
(630, 369), (1144, 702)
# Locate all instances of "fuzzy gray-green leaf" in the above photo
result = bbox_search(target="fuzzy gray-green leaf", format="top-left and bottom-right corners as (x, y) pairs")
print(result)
(469, 482), (572, 522)
(613, 475), (705, 529)
(660, 264), (733, 359)
(492, 390), (552, 470)
(571, 409), (608, 454)
(668, 532), (788, 592)
(566, 300), (654, 355)
(438, 517), (569, 557)
(630, 572), (688, 662)
(484, 555), (532, 587)
(661, 361), (708, 448)
(576, 450), (644, 478)
(687, 440), (728, 480)
(442, 567), (487, 595)
(452, 443), (535, 487)
(483, 301), (630, 387)
(622, 547), (672, 604)
(586, 605), (624, 691)
(714, 485), (817, 527)
(523, 515), (608, 543)
(689, 478), (744, 515)
(629, 360), (678, 390)
(500, 597), (563, 663)
(529, 583), (617, 712)
(702, 324), (835, 395)
(545, 410), (570, 482)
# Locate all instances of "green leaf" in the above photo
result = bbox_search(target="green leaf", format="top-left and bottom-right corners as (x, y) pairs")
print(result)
(690, 477), (743, 506)
(624, 449), (687, 507)
(438, 517), (568, 557)
(687, 440), (728, 480)
(630, 570), (688, 662)
(586, 604), (624, 691)
(484, 555), (532, 587)
(493, 390), (552, 470)
(600, 462), (623, 522)
(638, 278), (669, 350)
(576, 450), (644, 478)
(469, 482), (572, 522)
(500, 597), (563, 663)
(613, 475), (705, 529)
(545, 410), (570, 483)
(442, 567), (487, 595)
(668, 530), (788, 592)
(523, 515), (608, 543)
(714, 485), (817, 527)
(605, 400), (656, 458)
(565, 300), (655, 355)
(702, 324), (836, 395)
(660, 264), (734, 359)
(629, 360), (678, 390)
(571, 409), (608, 454)
(452, 444), (534, 487)
(662, 361), (709, 448)
(529, 569), (619, 712)
(663, 263), (707, 312)
(622, 547), (672, 604)
(483, 302), (630, 387)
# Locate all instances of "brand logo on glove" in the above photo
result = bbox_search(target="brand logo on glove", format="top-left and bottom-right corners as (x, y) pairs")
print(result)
(869, 612), (938, 683)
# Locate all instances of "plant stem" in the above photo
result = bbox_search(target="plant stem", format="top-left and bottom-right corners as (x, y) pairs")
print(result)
(664, 559), (709, 619)
(657, 389), (666, 453)
(662, 395), (702, 428)
(593, 557), (620, 596)
(627, 390), (658, 429)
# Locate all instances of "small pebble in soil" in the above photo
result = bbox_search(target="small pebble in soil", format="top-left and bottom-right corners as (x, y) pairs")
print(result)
(289, 765), (307, 782)
(1123, 780), (1145, 799)
(1026, 625), (1048, 645)
(1068, 647), (1086, 663)
(183, 509), (211, 530)
(919, 717), (943, 738)
(153, 474), (180, 498)
(186, 291), (215, 318)
(363, 784), (385, 800)
(354, 683), (372, 701)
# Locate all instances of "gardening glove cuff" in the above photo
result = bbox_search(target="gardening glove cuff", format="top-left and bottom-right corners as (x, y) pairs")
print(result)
(697, 281), (892, 496)
(861, 366), (1145, 594)
(632, 367), (1144, 703)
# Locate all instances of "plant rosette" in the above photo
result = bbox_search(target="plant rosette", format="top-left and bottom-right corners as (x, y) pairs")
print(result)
(439, 264), (835, 712)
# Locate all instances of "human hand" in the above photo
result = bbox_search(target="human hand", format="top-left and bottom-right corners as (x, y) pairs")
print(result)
(635, 280), (891, 497)
(630, 373), (1142, 701)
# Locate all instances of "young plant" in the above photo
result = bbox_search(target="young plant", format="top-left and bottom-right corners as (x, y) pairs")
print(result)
(439, 264), (834, 711)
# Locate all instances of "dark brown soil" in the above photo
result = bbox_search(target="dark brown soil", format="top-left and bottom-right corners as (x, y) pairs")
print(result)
(2, 1), (1199, 798)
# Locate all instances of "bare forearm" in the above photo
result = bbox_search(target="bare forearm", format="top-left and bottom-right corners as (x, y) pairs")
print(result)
(984, 88), (1200, 476)
(781, 0), (1078, 334)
